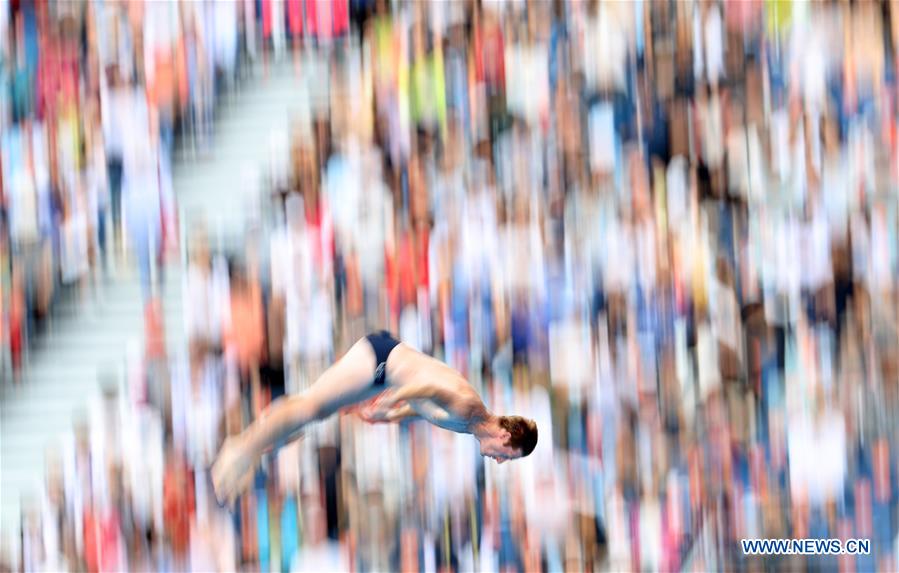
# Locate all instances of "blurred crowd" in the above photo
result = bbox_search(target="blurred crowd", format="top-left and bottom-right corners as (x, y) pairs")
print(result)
(6, 0), (899, 571)
(0, 0), (242, 380)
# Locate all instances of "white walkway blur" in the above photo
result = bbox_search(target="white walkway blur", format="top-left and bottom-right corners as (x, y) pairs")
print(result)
(0, 56), (327, 540)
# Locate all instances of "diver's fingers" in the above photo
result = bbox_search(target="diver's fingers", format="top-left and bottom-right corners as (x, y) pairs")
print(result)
(226, 469), (254, 510)
(211, 464), (223, 497)
(358, 405), (378, 422)
(211, 458), (231, 506)
(214, 474), (233, 508)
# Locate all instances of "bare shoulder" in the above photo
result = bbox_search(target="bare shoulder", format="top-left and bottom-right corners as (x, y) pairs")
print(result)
(385, 343), (460, 386)
(453, 385), (488, 420)
(386, 346), (485, 406)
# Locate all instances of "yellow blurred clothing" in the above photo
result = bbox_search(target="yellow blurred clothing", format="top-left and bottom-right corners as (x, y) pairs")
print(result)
(766, 0), (793, 36)
(397, 36), (411, 141)
(372, 13), (403, 112)
(409, 48), (447, 136)
(57, 103), (81, 188)
(373, 15), (399, 88)
(690, 217), (710, 315)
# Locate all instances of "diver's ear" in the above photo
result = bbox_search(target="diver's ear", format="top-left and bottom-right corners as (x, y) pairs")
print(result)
(500, 430), (511, 442)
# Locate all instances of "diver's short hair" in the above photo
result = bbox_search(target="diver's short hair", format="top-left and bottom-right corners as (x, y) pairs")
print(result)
(499, 416), (538, 457)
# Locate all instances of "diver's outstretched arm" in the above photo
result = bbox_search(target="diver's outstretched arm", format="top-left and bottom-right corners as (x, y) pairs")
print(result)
(212, 393), (320, 506)
(214, 337), (382, 506)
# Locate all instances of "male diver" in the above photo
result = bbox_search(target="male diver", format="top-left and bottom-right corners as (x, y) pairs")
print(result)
(213, 331), (538, 506)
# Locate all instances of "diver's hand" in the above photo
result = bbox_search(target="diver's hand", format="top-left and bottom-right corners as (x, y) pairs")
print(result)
(212, 434), (258, 509)
(359, 391), (410, 424)
(358, 397), (393, 423)
(361, 399), (418, 425)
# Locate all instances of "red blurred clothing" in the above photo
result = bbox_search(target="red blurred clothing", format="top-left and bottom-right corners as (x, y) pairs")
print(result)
(287, 0), (303, 37)
(261, 0), (271, 39)
(9, 284), (24, 369)
(145, 300), (166, 361)
(305, 0), (348, 40)
(36, 34), (79, 121)
(661, 505), (681, 572)
(473, 18), (505, 90)
(83, 506), (123, 573)
(163, 459), (196, 558)
(387, 227), (429, 312)
(98, 508), (123, 572)
(385, 244), (397, 313)
(149, 50), (177, 118)
(305, 198), (335, 278)
(409, 226), (430, 291)
(397, 235), (415, 308)
(83, 509), (98, 572)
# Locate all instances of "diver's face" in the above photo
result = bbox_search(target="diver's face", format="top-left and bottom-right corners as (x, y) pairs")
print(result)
(479, 435), (521, 464)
